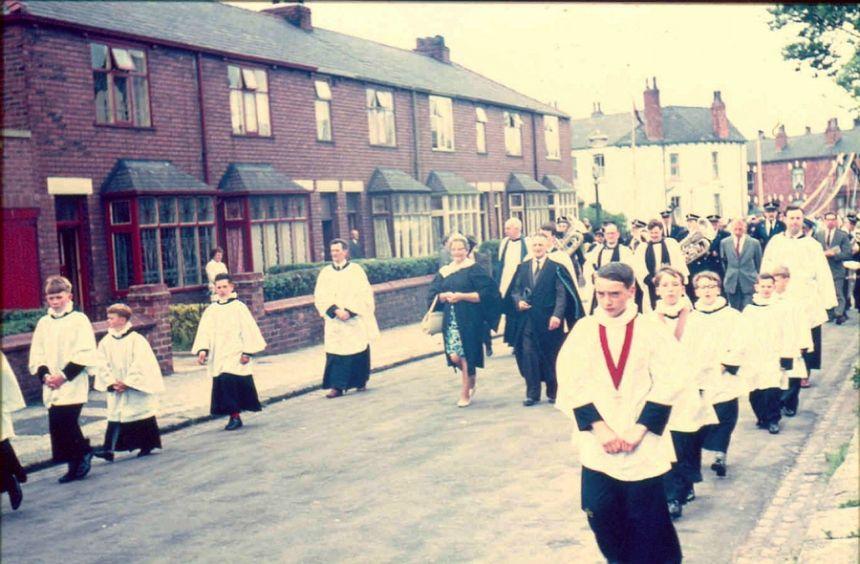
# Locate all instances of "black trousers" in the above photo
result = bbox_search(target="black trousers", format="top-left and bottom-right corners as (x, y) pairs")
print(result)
(781, 378), (802, 413)
(514, 325), (559, 401)
(582, 467), (682, 564)
(663, 430), (702, 503)
(749, 388), (781, 426)
(48, 404), (91, 463)
(801, 325), (822, 372)
(0, 439), (26, 492)
(701, 399), (739, 454)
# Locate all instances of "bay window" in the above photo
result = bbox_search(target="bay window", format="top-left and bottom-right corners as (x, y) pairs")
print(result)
(91, 43), (151, 127)
(247, 195), (309, 271)
(228, 65), (271, 136)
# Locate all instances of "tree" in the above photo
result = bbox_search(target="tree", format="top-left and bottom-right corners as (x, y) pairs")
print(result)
(768, 5), (860, 114)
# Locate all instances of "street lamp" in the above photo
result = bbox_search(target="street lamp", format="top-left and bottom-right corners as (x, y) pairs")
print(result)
(592, 163), (602, 227)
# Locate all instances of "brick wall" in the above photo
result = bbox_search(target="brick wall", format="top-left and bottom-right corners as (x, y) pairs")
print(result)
(754, 156), (859, 213)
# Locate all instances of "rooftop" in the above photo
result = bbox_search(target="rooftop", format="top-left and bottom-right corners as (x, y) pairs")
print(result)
(747, 125), (860, 164)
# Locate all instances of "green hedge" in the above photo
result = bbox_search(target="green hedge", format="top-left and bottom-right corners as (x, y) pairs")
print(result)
(1, 309), (44, 337)
(263, 257), (439, 301)
(478, 239), (500, 259)
(265, 261), (325, 275)
(169, 303), (207, 351)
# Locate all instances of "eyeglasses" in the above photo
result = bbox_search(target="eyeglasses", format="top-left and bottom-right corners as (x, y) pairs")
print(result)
(695, 284), (719, 290)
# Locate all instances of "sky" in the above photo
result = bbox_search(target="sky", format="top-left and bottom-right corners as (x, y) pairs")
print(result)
(231, 1), (857, 140)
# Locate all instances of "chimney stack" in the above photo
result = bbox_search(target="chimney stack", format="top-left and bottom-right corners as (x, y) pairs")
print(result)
(414, 36), (450, 64)
(758, 130), (765, 139)
(643, 77), (663, 141)
(710, 91), (729, 139)
(591, 102), (604, 118)
(774, 125), (788, 152)
(805, 126), (812, 135)
(262, 4), (312, 31)
(825, 118), (842, 146)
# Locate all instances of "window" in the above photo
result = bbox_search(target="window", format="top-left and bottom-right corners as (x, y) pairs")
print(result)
(248, 195), (309, 271)
(593, 153), (605, 177)
(346, 193), (361, 231)
(109, 196), (214, 291)
(544, 115), (560, 159)
(747, 168), (756, 193)
(493, 192), (504, 239)
(508, 193), (525, 225)
(711, 151), (720, 179)
(713, 193), (722, 216)
(552, 192), (577, 222)
(504, 111), (523, 156)
(366, 88), (396, 146)
(791, 165), (805, 192)
(430, 96), (455, 151)
(442, 194), (481, 241)
(314, 80), (333, 142)
(371, 196), (393, 258)
(525, 193), (551, 234)
(475, 107), (487, 154)
(228, 65), (271, 136)
(91, 43), (151, 127)
(670, 196), (681, 215)
(669, 153), (680, 178)
(571, 156), (578, 180)
(372, 194), (432, 258)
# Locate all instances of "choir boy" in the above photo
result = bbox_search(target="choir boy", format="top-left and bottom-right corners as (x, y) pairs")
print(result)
(555, 263), (682, 564)
(738, 274), (797, 435)
(28, 275), (99, 483)
(192, 273), (267, 430)
(93, 304), (164, 461)
(2, 353), (27, 509)
(771, 266), (813, 417)
(508, 232), (581, 406)
(648, 267), (718, 519)
(686, 272), (743, 478)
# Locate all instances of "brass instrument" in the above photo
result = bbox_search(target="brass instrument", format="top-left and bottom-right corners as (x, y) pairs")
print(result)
(679, 230), (711, 264)
(559, 225), (585, 257)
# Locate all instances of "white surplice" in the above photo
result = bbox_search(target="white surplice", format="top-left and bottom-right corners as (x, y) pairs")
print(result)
(687, 297), (745, 405)
(2, 352), (26, 441)
(313, 261), (380, 356)
(191, 296), (267, 378)
(736, 295), (798, 391)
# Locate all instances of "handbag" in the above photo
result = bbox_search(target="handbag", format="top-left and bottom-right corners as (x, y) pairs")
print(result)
(421, 295), (444, 335)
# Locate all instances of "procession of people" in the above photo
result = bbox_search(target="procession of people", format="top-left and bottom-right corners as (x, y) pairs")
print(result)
(2, 194), (856, 564)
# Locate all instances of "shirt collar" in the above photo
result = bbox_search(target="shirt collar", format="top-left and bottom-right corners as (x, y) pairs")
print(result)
(695, 296), (728, 313)
(594, 300), (638, 327)
(655, 296), (693, 317)
(108, 322), (134, 338)
(48, 301), (74, 318)
(332, 260), (349, 271)
(216, 292), (238, 305)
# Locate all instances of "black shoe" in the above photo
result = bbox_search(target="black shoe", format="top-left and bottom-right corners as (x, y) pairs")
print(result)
(137, 448), (153, 458)
(485, 343), (493, 357)
(75, 452), (93, 480)
(522, 398), (538, 407)
(668, 500), (682, 519)
(7, 475), (23, 510)
(58, 462), (78, 484)
(782, 407), (796, 417)
(835, 315), (847, 325)
(711, 459), (727, 477)
(93, 449), (115, 462)
(547, 397), (556, 404)
(768, 422), (780, 434)
(684, 486), (696, 504)
(224, 416), (243, 431)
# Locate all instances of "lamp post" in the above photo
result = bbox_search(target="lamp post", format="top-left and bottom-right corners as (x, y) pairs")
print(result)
(592, 164), (602, 227)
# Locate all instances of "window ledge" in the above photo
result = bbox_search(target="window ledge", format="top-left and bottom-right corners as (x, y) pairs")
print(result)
(369, 143), (399, 150)
(505, 153), (524, 158)
(546, 156), (561, 161)
(231, 133), (275, 140)
(94, 122), (155, 131)
(431, 147), (456, 153)
(316, 139), (335, 145)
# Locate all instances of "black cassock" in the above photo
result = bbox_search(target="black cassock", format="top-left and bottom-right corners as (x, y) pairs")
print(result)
(507, 257), (583, 401)
(428, 264), (502, 375)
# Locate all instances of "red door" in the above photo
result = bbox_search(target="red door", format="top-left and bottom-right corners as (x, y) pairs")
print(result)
(1, 208), (42, 309)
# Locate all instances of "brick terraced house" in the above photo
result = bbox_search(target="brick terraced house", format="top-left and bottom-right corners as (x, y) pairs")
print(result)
(1, 1), (574, 314)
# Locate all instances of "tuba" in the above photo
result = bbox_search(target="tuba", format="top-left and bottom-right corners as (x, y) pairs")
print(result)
(679, 231), (711, 264)
(559, 228), (584, 257)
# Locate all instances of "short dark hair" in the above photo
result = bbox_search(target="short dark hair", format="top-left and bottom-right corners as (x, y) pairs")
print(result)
(330, 238), (349, 252)
(210, 247), (224, 259)
(756, 273), (775, 284)
(784, 205), (803, 215)
(692, 271), (722, 288)
(214, 273), (232, 284)
(539, 222), (557, 234)
(596, 262), (635, 289)
(823, 211), (837, 220)
(653, 266), (684, 286)
(647, 219), (663, 231)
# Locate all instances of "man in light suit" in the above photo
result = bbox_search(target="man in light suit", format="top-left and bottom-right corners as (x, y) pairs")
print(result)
(721, 218), (762, 310)
(814, 211), (853, 324)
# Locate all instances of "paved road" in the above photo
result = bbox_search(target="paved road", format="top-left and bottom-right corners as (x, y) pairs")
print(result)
(1, 322), (856, 563)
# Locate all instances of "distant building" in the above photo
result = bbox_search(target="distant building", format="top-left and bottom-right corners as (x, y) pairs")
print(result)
(570, 78), (747, 224)
(2, 1), (574, 314)
(746, 119), (860, 215)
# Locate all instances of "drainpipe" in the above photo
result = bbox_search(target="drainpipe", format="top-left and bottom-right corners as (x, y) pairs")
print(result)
(410, 90), (422, 181)
(531, 113), (539, 180)
(195, 52), (210, 185)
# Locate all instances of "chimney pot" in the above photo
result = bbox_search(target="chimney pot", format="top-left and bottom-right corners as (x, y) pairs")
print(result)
(414, 35), (450, 64)
(825, 117), (842, 146)
(710, 90), (729, 139)
(775, 124), (788, 152)
(262, 4), (312, 31)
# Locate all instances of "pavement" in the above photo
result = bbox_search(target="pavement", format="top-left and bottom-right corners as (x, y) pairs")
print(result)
(3, 314), (858, 563)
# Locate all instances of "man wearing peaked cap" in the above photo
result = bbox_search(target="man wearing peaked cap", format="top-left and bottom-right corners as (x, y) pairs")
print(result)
(707, 214), (730, 279)
(751, 202), (785, 251)
(661, 209), (688, 242)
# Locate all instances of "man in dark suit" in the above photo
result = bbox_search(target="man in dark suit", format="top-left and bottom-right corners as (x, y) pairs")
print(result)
(661, 209), (688, 241)
(707, 214), (730, 280)
(751, 202), (786, 250)
(508, 232), (579, 406)
(721, 218), (762, 310)
(814, 211), (853, 324)
(347, 229), (364, 259)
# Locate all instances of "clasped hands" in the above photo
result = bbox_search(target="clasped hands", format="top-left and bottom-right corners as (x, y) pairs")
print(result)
(593, 421), (648, 454)
(197, 352), (250, 364)
(44, 373), (67, 390)
(439, 292), (462, 304)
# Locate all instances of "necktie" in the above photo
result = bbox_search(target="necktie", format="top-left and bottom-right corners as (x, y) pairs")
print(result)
(534, 259), (542, 276)
(735, 238), (741, 257)
(826, 230), (832, 247)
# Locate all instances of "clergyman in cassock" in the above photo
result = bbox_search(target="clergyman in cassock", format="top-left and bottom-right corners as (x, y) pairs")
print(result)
(497, 218), (528, 326)
(1, 353), (27, 510)
(633, 219), (689, 313)
(314, 238), (380, 399)
(508, 232), (582, 406)
(584, 221), (635, 314)
(192, 273), (267, 431)
(554, 263), (682, 564)
(28, 275), (99, 484)
(761, 205), (836, 387)
(93, 304), (164, 461)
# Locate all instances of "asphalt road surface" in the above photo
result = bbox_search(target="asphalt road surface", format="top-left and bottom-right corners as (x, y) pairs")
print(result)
(2, 323), (856, 563)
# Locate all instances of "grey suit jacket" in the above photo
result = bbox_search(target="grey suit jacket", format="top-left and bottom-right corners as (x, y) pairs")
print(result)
(814, 229), (852, 279)
(720, 236), (762, 294)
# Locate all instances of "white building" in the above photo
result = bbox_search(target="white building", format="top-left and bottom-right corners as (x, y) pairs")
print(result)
(571, 79), (748, 224)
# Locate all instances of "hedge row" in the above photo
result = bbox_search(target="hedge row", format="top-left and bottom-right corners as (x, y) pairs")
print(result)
(169, 303), (207, 351)
(263, 256), (439, 301)
(1, 309), (45, 337)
